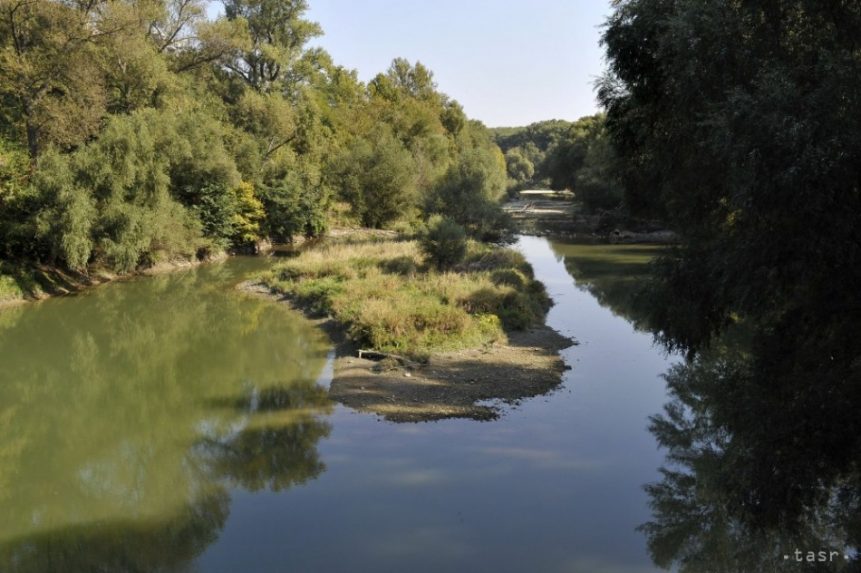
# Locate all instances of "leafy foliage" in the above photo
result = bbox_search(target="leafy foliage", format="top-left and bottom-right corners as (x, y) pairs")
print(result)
(601, 0), (861, 352)
(601, 1), (861, 562)
(0, 0), (511, 274)
(330, 133), (417, 229)
(492, 115), (625, 211)
(425, 143), (510, 240)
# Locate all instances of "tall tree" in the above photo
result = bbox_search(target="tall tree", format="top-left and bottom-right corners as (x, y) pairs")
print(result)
(0, 0), (111, 159)
(601, 0), (861, 534)
(221, 0), (321, 94)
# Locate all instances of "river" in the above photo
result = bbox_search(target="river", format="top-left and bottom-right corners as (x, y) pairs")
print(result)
(0, 236), (678, 572)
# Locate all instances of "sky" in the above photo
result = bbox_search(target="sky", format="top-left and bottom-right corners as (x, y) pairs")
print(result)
(305, 0), (613, 127)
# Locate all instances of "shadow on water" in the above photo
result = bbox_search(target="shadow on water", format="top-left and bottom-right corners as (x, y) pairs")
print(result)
(0, 257), (333, 572)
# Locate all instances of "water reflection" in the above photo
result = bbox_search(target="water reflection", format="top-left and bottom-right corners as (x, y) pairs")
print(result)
(0, 258), (332, 572)
(200, 386), (332, 492)
(0, 491), (231, 573)
(641, 331), (861, 570)
(546, 239), (861, 571)
(548, 241), (663, 329)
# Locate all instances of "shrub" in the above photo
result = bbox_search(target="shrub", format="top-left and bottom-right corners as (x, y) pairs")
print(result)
(0, 273), (23, 302)
(490, 268), (528, 288)
(420, 216), (467, 270)
(330, 134), (418, 229)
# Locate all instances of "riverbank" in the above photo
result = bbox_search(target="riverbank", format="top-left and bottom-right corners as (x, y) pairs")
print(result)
(246, 235), (574, 422)
(0, 253), (226, 310)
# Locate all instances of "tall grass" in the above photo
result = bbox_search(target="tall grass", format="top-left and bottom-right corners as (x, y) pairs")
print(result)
(260, 239), (551, 359)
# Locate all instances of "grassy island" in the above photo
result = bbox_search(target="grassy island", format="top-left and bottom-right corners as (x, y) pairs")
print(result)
(259, 236), (551, 361)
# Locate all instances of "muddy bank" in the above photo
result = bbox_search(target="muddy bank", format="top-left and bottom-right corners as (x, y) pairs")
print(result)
(241, 282), (575, 422)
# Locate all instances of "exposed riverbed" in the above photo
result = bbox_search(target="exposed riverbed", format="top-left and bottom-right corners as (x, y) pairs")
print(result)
(0, 236), (677, 572)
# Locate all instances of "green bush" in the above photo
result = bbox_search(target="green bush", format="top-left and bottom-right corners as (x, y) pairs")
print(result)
(490, 268), (528, 288)
(420, 216), (467, 270)
(424, 146), (509, 239)
(0, 273), (23, 302)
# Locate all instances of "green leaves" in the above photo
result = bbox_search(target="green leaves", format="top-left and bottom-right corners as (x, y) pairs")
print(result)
(425, 144), (509, 240)
(0, 1), (508, 273)
(221, 0), (321, 94)
(602, 5), (861, 563)
(602, 0), (861, 349)
(330, 133), (417, 229)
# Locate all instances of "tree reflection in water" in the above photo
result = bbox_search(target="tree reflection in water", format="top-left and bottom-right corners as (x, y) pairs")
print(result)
(200, 386), (332, 492)
(641, 336), (861, 572)
(0, 259), (333, 572)
(0, 380), (332, 573)
(548, 241), (861, 572)
(0, 491), (231, 573)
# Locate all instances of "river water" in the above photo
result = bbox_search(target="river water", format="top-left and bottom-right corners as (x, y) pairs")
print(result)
(0, 236), (677, 572)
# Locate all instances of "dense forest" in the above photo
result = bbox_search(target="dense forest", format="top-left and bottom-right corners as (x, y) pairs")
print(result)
(0, 0), (512, 273)
(600, 0), (861, 567)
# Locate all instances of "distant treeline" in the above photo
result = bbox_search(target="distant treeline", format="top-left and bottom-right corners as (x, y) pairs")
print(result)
(490, 115), (624, 211)
(0, 0), (508, 273)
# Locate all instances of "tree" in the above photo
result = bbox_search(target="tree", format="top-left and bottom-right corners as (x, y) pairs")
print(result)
(574, 134), (623, 211)
(331, 133), (417, 229)
(0, 0), (108, 160)
(504, 148), (534, 186)
(425, 141), (508, 239)
(601, 0), (861, 533)
(259, 169), (327, 241)
(221, 0), (321, 94)
(420, 215), (467, 270)
(370, 58), (439, 103)
(0, 2), (512, 273)
(0, 138), (32, 258)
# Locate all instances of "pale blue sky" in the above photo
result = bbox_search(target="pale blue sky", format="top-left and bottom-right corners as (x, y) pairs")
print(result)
(305, 1), (612, 127)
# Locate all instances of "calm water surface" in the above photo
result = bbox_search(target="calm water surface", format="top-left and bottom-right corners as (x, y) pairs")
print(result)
(0, 237), (676, 572)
